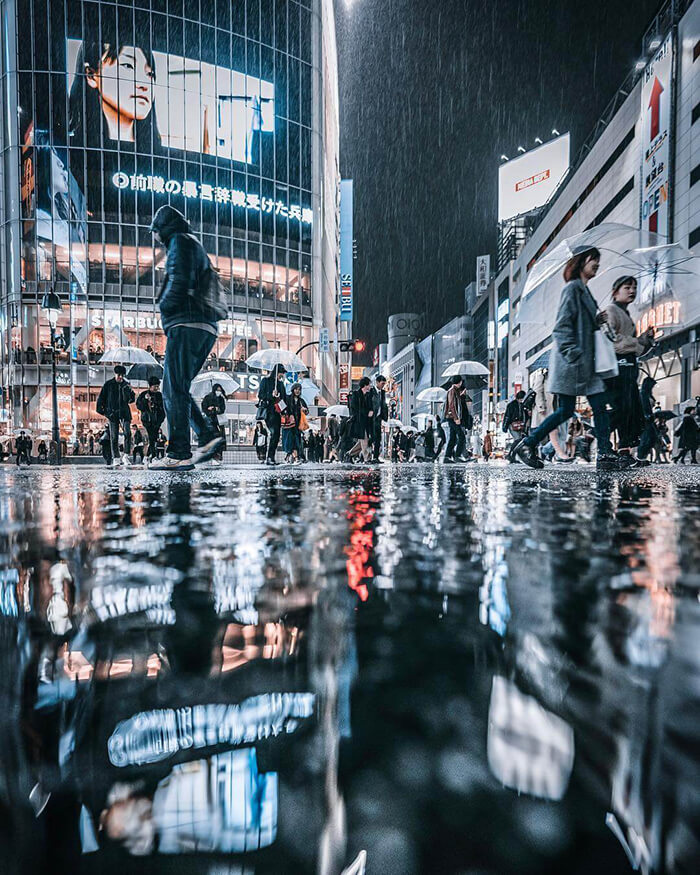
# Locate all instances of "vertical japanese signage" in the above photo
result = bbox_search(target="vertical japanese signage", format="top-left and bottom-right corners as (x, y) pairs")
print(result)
(339, 364), (349, 390)
(641, 33), (673, 237)
(476, 255), (490, 296)
(340, 179), (354, 322)
(319, 327), (330, 353)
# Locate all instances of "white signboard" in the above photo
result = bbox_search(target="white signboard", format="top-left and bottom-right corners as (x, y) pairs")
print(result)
(498, 134), (570, 222)
(641, 33), (673, 237)
(476, 255), (490, 296)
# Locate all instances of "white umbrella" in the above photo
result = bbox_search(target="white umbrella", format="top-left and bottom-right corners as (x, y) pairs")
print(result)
(385, 418), (403, 429)
(190, 372), (241, 398)
(245, 348), (306, 373)
(325, 404), (349, 417)
(417, 386), (447, 402)
(442, 360), (489, 378)
(295, 377), (321, 406)
(99, 347), (158, 366)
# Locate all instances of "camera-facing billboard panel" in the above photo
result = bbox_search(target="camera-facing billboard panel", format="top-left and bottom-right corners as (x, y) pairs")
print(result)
(498, 134), (570, 223)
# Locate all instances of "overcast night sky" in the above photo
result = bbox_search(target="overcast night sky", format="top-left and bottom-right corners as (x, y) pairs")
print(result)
(334, 0), (661, 357)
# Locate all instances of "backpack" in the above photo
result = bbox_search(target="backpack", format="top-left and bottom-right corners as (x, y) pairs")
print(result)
(197, 262), (229, 323)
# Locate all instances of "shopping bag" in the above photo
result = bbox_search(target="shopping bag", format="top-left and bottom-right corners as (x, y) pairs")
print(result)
(594, 330), (619, 380)
(299, 410), (309, 431)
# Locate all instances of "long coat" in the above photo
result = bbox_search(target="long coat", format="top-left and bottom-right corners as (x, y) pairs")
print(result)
(349, 389), (371, 440)
(548, 279), (605, 397)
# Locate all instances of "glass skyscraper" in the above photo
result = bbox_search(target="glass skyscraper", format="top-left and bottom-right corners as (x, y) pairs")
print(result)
(0, 0), (341, 442)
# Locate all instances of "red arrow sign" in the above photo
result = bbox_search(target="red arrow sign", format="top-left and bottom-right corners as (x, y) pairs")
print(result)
(648, 76), (664, 140)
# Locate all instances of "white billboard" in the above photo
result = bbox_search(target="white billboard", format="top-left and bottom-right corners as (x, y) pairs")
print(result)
(640, 33), (673, 237)
(498, 134), (570, 222)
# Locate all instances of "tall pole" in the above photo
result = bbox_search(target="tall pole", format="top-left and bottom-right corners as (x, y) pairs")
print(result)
(50, 325), (61, 465)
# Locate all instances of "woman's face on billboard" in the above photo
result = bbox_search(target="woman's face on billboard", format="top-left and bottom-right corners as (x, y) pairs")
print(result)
(87, 46), (154, 140)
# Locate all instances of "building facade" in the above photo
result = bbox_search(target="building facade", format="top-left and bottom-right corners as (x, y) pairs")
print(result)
(501, 0), (700, 412)
(0, 0), (341, 440)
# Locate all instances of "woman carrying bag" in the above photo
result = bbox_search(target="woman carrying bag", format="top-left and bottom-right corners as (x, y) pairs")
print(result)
(282, 383), (308, 464)
(514, 247), (631, 471)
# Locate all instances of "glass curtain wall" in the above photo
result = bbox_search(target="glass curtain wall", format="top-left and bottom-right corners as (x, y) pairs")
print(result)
(4, 0), (315, 436)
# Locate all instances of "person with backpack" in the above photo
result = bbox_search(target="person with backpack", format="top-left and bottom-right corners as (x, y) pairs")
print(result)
(149, 205), (227, 470)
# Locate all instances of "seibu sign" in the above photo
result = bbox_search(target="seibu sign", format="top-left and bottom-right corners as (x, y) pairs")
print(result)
(636, 300), (681, 335)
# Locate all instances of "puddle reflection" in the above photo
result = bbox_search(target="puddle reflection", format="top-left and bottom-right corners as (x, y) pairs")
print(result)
(0, 467), (697, 873)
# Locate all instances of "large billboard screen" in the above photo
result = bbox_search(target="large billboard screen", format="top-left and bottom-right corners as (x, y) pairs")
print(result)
(498, 134), (570, 223)
(18, 0), (314, 293)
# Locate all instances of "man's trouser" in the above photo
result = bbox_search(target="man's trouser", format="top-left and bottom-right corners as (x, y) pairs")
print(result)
(162, 327), (218, 460)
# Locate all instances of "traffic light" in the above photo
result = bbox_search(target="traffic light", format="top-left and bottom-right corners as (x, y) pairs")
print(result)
(339, 339), (366, 353)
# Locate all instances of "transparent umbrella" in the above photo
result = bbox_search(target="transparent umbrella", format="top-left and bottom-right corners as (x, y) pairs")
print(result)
(245, 348), (306, 373)
(190, 372), (241, 398)
(99, 347), (159, 366)
(520, 224), (666, 327)
(325, 404), (349, 417)
(385, 418), (403, 429)
(417, 386), (447, 402)
(442, 361), (489, 378)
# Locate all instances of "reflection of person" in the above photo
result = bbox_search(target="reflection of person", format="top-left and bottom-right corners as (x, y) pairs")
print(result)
(69, 27), (161, 150)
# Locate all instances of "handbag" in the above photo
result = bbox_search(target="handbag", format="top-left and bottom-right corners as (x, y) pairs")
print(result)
(299, 410), (309, 431)
(510, 421), (525, 433)
(281, 413), (296, 429)
(594, 329), (619, 380)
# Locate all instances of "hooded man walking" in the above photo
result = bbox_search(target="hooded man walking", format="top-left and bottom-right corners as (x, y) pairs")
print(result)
(149, 205), (226, 470)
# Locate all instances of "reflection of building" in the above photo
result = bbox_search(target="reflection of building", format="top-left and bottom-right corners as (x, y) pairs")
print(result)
(0, 0), (342, 438)
(501, 0), (700, 410)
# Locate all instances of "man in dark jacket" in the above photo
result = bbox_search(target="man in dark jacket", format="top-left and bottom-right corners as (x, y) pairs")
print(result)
(201, 383), (226, 463)
(15, 431), (31, 466)
(257, 366), (287, 465)
(503, 390), (528, 463)
(96, 365), (135, 466)
(136, 376), (166, 461)
(368, 374), (389, 461)
(150, 205), (226, 470)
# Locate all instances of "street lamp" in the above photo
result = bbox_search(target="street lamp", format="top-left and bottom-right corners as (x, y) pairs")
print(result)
(41, 289), (62, 465)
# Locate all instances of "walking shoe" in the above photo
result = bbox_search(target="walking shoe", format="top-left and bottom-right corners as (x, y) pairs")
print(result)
(514, 442), (544, 469)
(149, 456), (195, 471)
(628, 458), (651, 468)
(553, 454), (574, 463)
(192, 436), (226, 466)
(265, 458), (278, 466)
(121, 454), (131, 468)
(443, 457), (456, 464)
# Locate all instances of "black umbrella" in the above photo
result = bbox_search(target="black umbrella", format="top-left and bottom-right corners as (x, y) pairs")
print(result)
(128, 363), (164, 383)
(656, 410), (677, 421)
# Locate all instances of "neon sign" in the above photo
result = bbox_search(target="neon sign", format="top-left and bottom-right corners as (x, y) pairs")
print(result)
(636, 300), (681, 335)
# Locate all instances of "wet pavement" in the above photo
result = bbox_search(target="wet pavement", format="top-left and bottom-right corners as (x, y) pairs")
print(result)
(0, 463), (698, 874)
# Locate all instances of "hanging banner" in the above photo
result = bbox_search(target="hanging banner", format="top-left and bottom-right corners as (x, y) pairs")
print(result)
(641, 33), (673, 237)
(476, 255), (490, 296)
(340, 180), (354, 322)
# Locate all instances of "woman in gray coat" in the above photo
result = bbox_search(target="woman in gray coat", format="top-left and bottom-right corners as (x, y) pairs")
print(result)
(515, 247), (628, 470)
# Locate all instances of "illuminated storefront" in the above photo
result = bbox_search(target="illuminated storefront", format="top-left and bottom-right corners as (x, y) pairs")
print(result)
(0, 0), (341, 437)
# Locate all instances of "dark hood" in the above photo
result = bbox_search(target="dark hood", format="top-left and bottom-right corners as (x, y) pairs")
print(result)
(150, 205), (190, 243)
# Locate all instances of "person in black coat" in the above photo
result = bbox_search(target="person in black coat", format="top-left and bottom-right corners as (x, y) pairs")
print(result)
(257, 366), (287, 465)
(503, 390), (529, 463)
(201, 383), (227, 462)
(346, 377), (373, 462)
(15, 432), (32, 466)
(424, 419), (436, 460)
(674, 407), (700, 464)
(96, 365), (135, 465)
(150, 205), (225, 469)
(368, 374), (389, 461)
(136, 376), (166, 461)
